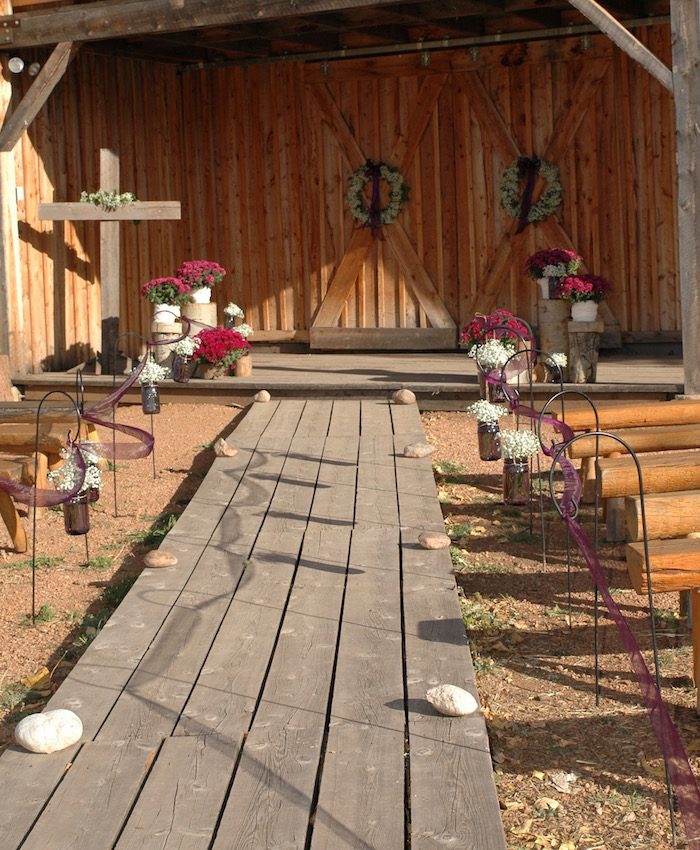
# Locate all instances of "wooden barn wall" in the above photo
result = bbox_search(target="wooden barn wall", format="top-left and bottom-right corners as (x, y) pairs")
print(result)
(10, 25), (678, 371)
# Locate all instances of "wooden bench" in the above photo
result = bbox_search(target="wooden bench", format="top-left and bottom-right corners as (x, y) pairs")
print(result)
(0, 454), (47, 553)
(0, 418), (97, 468)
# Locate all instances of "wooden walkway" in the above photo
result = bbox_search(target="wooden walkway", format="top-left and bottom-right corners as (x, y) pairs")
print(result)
(0, 399), (506, 850)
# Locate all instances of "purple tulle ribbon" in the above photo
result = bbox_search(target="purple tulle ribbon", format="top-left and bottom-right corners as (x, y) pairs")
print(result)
(478, 311), (700, 847)
(365, 159), (383, 239)
(515, 156), (540, 234)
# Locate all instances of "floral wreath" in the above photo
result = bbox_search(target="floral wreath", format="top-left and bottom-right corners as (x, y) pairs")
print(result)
(499, 157), (562, 226)
(346, 159), (410, 230)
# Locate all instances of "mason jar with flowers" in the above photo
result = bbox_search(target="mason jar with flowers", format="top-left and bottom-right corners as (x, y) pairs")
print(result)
(171, 335), (201, 384)
(525, 248), (582, 300)
(467, 400), (509, 461)
(141, 276), (192, 323)
(499, 428), (540, 506)
(137, 355), (170, 413)
(556, 274), (610, 322)
(193, 326), (250, 379)
(468, 338), (513, 403)
(48, 444), (103, 535)
(176, 260), (226, 304)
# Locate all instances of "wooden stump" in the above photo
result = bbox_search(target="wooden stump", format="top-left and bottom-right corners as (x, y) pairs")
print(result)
(537, 298), (569, 356)
(568, 319), (604, 383)
(235, 353), (252, 377)
(150, 320), (181, 366)
(182, 302), (217, 337)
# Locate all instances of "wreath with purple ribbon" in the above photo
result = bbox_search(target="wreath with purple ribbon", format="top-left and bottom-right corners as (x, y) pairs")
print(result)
(346, 159), (410, 234)
(499, 156), (562, 233)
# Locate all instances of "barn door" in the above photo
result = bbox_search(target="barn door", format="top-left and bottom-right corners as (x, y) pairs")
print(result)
(306, 74), (457, 350)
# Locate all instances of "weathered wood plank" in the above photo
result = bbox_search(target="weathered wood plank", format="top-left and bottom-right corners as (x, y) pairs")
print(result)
(310, 326), (456, 349)
(311, 228), (374, 328)
(39, 201), (181, 221)
(310, 524), (405, 850)
(115, 736), (239, 850)
(625, 490), (700, 542)
(20, 741), (156, 850)
(598, 450), (700, 498)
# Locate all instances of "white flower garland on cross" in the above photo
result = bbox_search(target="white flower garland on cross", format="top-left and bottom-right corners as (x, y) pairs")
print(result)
(346, 160), (410, 228)
(499, 158), (562, 224)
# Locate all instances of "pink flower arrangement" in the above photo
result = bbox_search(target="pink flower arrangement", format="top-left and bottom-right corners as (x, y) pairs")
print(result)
(556, 274), (610, 303)
(525, 248), (581, 280)
(176, 260), (226, 290)
(459, 309), (531, 354)
(141, 276), (192, 305)
(193, 327), (250, 370)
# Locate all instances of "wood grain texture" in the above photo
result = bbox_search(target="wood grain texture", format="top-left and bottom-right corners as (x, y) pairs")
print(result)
(627, 538), (700, 594)
(570, 423), (700, 459)
(598, 450), (700, 498)
(558, 399), (700, 431)
(625, 490), (700, 542)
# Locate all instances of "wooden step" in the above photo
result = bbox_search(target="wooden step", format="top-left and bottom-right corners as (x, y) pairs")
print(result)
(627, 538), (700, 594)
(553, 398), (700, 432)
(597, 450), (700, 498)
(569, 423), (700, 459)
(625, 491), (700, 541)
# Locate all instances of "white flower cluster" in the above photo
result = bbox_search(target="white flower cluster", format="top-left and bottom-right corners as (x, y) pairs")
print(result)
(137, 355), (170, 386)
(541, 264), (568, 279)
(231, 323), (253, 339)
(467, 400), (509, 423)
(173, 336), (201, 358)
(469, 338), (512, 370)
(48, 444), (102, 494)
(224, 302), (245, 318)
(347, 163), (409, 227)
(548, 352), (567, 367)
(499, 428), (541, 461)
(80, 190), (137, 212)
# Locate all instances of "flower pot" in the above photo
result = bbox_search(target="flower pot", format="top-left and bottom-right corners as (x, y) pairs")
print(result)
(172, 356), (191, 383)
(234, 353), (252, 378)
(503, 459), (530, 506)
(571, 301), (598, 322)
(190, 287), (212, 304)
(537, 277), (550, 300)
(152, 303), (181, 324)
(477, 421), (501, 461)
(199, 362), (229, 380)
(141, 384), (161, 414)
(63, 494), (90, 536)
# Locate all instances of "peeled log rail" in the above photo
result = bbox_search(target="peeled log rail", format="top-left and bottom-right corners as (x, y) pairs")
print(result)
(597, 450), (700, 498)
(569, 423), (700, 458)
(553, 398), (700, 432)
(625, 490), (700, 541)
(627, 539), (700, 594)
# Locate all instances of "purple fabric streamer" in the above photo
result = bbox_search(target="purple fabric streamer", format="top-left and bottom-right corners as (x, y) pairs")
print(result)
(482, 333), (700, 848)
(515, 156), (540, 235)
(366, 159), (384, 239)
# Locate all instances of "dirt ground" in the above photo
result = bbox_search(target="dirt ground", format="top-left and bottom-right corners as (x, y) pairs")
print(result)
(0, 402), (697, 849)
(423, 410), (698, 850)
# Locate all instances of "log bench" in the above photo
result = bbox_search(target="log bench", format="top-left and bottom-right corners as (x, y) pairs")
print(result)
(0, 454), (46, 553)
(0, 418), (97, 468)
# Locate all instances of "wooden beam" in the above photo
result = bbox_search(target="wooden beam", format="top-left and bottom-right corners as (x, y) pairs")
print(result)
(672, 0), (700, 397)
(311, 228), (374, 328)
(0, 42), (77, 152)
(39, 201), (181, 220)
(567, 0), (673, 92)
(2, 0), (416, 49)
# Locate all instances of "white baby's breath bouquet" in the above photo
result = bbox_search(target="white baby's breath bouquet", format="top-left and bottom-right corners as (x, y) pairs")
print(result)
(137, 354), (170, 386)
(499, 429), (541, 461)
(548, 352), (567, 368)
(48, 444), (102, 495)
(467, 400), (509, 424)
(224, 302), (244, 319)
(223, 303), (253, 339)
(469, 338), (512, 371)
(173, 336), (201, 358)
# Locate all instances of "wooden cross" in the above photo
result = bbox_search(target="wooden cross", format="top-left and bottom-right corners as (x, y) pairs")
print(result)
(39, 148), (181, 373)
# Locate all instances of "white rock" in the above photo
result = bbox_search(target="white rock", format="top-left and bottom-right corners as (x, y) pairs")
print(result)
(392, 388), (416, 405)
(144, 549), (178, 568)
(213, 437), (237, 457)
(418, 532), (451, 550)
(426, 684), (479, 717)
(404, 442), (434, 458)
(15, 709), (83, 753)
(254, 390), (271, 403)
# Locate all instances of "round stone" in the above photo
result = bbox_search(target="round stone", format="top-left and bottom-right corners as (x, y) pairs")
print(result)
(213, 437), (237, 457)
(418, 532), (451, 550)
(404, 442), (434, 458)
(426, 684), (479, 717)
(144, 549), (178, 568)
(254, 390), (271, 403)
(392, 388), (416, 405)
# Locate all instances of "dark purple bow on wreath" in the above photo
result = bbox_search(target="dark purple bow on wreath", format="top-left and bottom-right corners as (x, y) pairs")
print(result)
(365, 159), (384, 239)
(515, 156), (540, 234)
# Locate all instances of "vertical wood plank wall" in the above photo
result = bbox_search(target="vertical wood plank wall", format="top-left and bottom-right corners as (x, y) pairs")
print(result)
(7, 27), (678, 371)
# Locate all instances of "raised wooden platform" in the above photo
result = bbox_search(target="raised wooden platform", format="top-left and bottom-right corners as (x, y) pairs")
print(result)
(10, 350), (686, 408)
(0, 399), (506, 850)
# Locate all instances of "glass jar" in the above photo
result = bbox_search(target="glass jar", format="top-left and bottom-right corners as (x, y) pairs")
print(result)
(141, 384), (160, 414)
(63, 494), (90, 535)
(87, 486), (100, 503)
(503, 458), (530, 506)
(478, 372), (506, 403)
(477, 421), (502, 461)
(172, 356), (191, 383)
